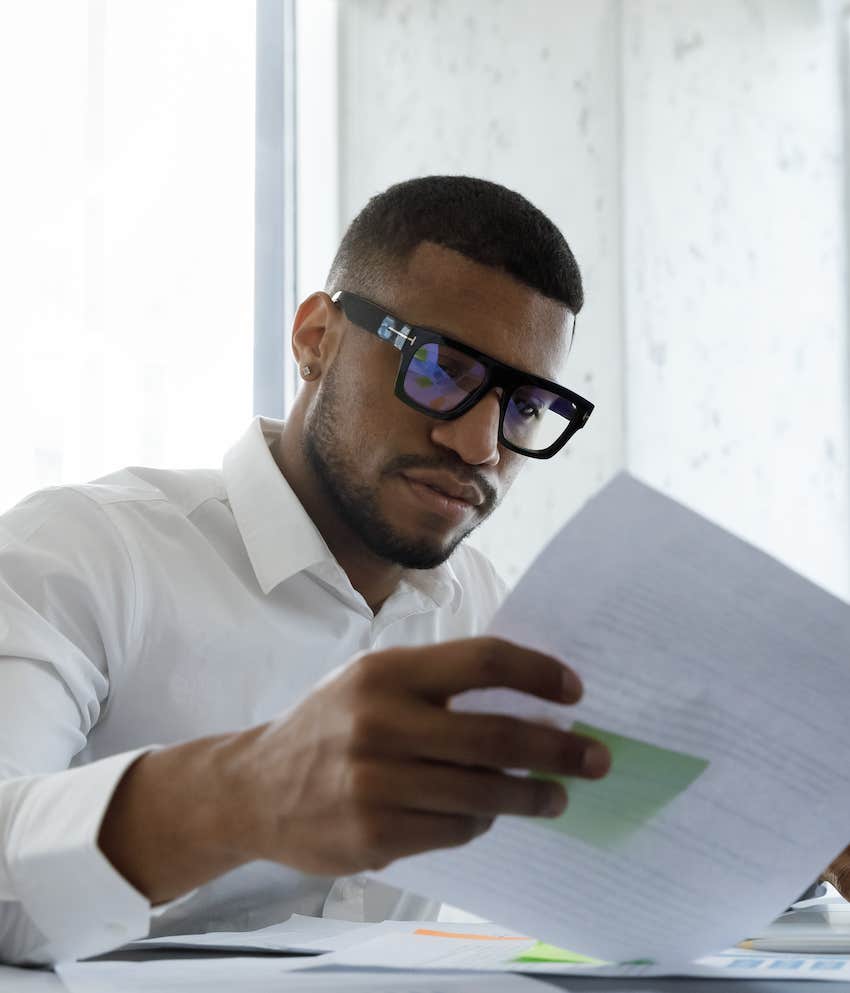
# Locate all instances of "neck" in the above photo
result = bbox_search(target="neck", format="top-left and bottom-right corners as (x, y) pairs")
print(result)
(274, 419), (403, 614)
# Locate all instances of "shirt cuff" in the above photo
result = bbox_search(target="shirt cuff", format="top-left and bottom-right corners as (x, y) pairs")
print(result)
(3, 748), (156, 962)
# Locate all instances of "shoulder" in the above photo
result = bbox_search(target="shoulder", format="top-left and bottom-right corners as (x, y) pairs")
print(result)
(0, 483), (117, 551)
(77, 465), (226, 517)
(0, 466), (225, 552)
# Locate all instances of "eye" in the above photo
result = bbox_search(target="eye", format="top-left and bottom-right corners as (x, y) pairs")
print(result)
(514, 398), (542, 420)
(437, 358), (463, 378)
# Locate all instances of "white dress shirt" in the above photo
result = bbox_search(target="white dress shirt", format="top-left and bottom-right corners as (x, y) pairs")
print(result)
(0, 417), (506, 965)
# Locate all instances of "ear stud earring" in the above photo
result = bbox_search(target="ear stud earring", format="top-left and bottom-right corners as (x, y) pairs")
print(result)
(301, 364), (314, 379)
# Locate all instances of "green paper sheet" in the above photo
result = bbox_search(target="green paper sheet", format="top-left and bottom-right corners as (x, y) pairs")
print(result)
(533, 721), (709, 848)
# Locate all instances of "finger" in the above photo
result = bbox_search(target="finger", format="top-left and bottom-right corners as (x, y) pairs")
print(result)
(344, 694), (610, 777)
(356, 809), (493, 869)
(823, 852), (850, 900)
(364, 637), (582, 704)
(348, 759), (568, 819)
(405, 708), (610, 777)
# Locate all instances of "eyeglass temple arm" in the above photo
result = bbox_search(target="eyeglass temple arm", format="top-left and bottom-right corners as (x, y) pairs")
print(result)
(375, 316), (415, 351)
(332, 291), (416, 352)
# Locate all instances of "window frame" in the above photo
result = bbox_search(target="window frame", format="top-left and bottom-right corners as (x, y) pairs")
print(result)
(253, 0), (298, 419)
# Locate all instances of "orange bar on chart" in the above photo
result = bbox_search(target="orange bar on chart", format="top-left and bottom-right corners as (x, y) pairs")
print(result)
(413, 929), (531, 941)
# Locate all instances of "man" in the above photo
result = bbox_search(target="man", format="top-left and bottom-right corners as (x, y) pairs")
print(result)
(0, 175), (612, 966)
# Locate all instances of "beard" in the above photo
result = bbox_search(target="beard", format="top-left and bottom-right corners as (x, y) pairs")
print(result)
(302, 363), (497, 570)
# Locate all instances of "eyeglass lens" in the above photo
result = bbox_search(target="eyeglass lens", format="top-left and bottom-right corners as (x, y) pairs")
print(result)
(503, 385), (577, 452)
(404, 342), (488, 413)
(402, 340), (576, 453)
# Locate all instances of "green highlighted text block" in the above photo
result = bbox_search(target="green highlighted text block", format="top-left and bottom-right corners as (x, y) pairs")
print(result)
(513, 941), (603, 965)
(533, 721), (709, 848)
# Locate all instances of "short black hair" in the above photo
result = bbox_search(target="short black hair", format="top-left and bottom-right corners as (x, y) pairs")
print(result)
(326, 175), (583, 314)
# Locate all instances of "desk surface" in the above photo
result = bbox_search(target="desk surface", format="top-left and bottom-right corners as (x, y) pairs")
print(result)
(0, 965), (59, 991)
(6, 963), (850, 992)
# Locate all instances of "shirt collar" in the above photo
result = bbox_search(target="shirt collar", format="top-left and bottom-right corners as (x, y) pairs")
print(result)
(402, 557), (463, 612)
(223, 417), (334, 594)
(222, 416), (464, 612)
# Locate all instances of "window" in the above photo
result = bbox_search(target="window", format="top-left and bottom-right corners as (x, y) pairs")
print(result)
(0, 1), (258, 511)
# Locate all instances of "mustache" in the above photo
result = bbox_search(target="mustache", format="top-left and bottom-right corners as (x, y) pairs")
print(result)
(383, 453), (499, 513)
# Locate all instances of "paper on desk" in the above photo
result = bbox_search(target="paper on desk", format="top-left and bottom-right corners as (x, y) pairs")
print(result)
(279, 925), (850, 982)
(290, 929), (850, 982)
(124, 913), (389, 955)
(742, 900), (850, 952)
(375, 472), (850, 966)
(292, 924), (540, 972)
(207, 900), (850, 980)
(124, 916), (518, 958)
(56, 958), (545, 993)
(677, 947), (850, 981)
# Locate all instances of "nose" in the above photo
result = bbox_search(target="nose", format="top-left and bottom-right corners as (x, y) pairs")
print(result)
(429, 389), (502, 467)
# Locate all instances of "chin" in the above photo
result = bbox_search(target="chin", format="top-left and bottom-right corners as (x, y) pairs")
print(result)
(379, 523), (467, 571)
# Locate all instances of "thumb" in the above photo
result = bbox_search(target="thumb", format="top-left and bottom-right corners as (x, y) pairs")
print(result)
(822, 846), (850, 900)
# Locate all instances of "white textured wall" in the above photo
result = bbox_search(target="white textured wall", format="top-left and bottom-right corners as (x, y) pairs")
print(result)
(336, 0), (850, 598)
(623, 0), (850, 599)
(337, 0), (625, 584)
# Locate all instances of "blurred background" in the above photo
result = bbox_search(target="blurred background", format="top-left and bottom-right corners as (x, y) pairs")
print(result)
(1, 0), (848, 598)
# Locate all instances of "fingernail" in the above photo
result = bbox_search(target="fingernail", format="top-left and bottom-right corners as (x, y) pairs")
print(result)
(581, 743), (610, 777)
(562, 668), (582, 702)
(543, 789), (566, 817)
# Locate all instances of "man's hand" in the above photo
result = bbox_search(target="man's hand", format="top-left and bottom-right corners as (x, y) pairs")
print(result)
(100, 637), (609, 903)
(823, 846), (850, 899)
(223, 636), (609, 875)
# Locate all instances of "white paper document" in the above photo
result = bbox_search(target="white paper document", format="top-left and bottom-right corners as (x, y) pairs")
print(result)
(293, 922), (539, 972)
(288, 922), (850, 982)
(691, 947), (850, 980)
(375, 472), (850, 967)
(124, 913), (384, 955)
(741, 895), (850, 952)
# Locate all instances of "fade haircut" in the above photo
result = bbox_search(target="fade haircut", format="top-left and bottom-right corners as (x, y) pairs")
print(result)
(326, 175), (583, 315)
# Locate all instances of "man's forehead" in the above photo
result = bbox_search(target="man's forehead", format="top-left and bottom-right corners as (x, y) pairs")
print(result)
(376, 242), (574, 377)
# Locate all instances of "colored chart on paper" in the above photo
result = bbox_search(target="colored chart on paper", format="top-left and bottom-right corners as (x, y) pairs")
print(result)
(512, 941), (603, 965)
(413, 929), (529, 942)
(697, 951), (850, 978)
(533, 721), (709, 848)
(412, 929), (603, 966)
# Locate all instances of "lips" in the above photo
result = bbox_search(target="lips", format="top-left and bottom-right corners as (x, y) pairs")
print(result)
(399, 471), (483, 507)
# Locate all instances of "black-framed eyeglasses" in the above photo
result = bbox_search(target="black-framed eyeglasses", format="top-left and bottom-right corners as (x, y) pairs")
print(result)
(332, 290), (594, 460)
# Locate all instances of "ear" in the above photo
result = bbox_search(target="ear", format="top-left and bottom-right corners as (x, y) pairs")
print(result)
(290, 292), (343, 377)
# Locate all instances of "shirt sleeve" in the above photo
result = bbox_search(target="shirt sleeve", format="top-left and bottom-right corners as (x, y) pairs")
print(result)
(0, 487), (156, 965)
